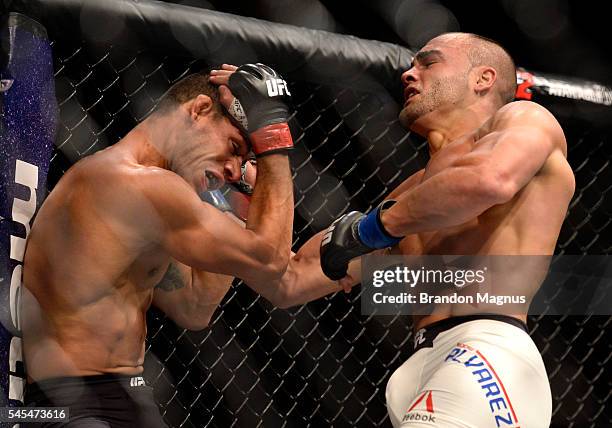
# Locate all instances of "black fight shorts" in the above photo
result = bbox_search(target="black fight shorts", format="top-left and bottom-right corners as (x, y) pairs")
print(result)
(23, 374), (167, 428)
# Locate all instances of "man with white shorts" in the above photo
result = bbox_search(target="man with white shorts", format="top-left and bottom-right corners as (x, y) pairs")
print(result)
(255, 32), (575, 427)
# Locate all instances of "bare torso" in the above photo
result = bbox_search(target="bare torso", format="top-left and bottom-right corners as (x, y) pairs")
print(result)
(22, 145), (171, 381)
(394, 112), (575, 329)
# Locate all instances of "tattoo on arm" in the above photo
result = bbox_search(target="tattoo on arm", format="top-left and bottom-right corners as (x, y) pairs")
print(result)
(156, 263), (188, 291)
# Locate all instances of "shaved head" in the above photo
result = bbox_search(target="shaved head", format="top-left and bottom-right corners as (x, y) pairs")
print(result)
(441, 33), (517, 104)
(399, 32), (518, 130)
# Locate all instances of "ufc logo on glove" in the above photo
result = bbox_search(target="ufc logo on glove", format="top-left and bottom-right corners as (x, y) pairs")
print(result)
(266, 78), (291, 96)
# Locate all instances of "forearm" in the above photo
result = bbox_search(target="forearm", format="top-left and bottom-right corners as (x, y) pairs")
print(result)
(382, 166), (504, 236)
(210, 63), (294, 278)
(187, 213), (240, 321)
(382, 116), (560, 237)
(259, 232), (361, 308)
(244, 154), (294, 274)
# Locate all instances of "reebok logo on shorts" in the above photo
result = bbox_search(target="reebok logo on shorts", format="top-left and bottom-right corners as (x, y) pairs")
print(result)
(445, 343), (520, 427)
(402, 412), (436, 423)
(402, 390), (435, 424)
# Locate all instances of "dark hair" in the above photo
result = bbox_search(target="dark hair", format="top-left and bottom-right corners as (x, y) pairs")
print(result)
(154, 71), (224, 115)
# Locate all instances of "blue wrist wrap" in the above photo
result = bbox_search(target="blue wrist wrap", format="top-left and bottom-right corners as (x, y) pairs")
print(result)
(357, 202), (403, 249)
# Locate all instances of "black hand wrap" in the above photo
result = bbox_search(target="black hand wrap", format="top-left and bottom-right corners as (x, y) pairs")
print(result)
(320, 211), (373, 281)
(227, 63), (293, 157)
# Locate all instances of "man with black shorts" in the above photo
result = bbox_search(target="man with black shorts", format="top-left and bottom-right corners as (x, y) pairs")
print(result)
(253, 33), (575, 427)
(21, 63), (295, 427)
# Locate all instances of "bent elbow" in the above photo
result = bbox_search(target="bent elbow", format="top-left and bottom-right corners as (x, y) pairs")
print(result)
(274, 301), (292, 309)
(269, 290), (295, 309)
(491, 178), (519, 204)
(253, 260), (287, 284)
(174, 314), (212, 331)
(478, 169), (519, 205)
(262, 263), (301, 309)
(182, 320), (210, 331)
(251, 240), (290, 281)
(269, 257), (290, 280)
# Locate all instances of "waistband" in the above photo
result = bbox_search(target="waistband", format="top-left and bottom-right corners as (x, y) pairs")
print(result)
(412, 314), (528, 352)
(26, 374), (148, 401)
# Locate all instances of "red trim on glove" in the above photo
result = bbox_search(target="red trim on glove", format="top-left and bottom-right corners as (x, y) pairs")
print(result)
(250, 123), (293, 156)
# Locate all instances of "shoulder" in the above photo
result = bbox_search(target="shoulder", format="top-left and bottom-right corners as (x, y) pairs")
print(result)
(121, 165), (202, 217)
(105, 164), (209, 244)
(127, 164), (187, 192)
(73, 155), (186, 199)
(490, 101), (567, 154)
(492, 101), (559, 129)
(78, 156), (201, 223)
(492, 101), (562, 132)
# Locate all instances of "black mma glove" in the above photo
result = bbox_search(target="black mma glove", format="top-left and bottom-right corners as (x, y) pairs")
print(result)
(320, 200), (404, 280)
(227, 63), (293, 157)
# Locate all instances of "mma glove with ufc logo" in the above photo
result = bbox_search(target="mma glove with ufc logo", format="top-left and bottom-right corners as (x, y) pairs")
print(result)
(227, 63), (293, 157)
(320, 200), (404, 280)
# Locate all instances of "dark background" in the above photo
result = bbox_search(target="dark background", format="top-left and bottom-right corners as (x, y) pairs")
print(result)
(166, 0), (612, 85)
(2, 1), (610, 426)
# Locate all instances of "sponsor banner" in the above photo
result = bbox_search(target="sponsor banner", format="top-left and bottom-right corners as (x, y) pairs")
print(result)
(361, 255), (612, 316)
(0, 13), (57, 413)
(515, 68), (612, 106)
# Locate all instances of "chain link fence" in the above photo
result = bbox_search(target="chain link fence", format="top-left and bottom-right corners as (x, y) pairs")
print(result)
(38, 18), (612, 428)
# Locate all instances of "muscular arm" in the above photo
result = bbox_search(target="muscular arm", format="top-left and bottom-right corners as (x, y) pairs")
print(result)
(154, 231), (356, 321)
(137, 154), (293, 288)
(154, 232), (358, 319)
(382, 102), (566, 236)
(152, 260), (233, 330)
(385, 169), (426, 200)
(255, 231), (363, 308)
(153, 168), (418, 314)
(255, 169), (428, 308)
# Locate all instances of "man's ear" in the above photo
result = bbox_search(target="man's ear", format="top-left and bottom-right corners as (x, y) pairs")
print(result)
(474, 66), (497, 95)
(188, 94), (214, 121)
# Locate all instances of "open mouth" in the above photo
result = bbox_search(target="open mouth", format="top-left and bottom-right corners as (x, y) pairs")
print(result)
(204, 170), (223, 191)
(404, 87), (420, 103)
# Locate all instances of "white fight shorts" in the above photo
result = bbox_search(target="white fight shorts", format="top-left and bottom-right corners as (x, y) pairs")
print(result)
(386, 315), (552, 427)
